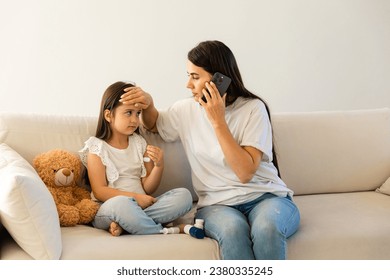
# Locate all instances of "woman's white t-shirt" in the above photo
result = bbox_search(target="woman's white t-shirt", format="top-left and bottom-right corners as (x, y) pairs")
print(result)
(80, 134), (147, 201)
(157, 97), (293, 208)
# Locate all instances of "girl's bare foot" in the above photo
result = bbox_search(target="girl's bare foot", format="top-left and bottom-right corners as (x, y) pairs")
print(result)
(109, 222), (123, 236)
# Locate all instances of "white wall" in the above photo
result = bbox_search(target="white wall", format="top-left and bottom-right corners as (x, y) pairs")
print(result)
(1, 0), (389, 117)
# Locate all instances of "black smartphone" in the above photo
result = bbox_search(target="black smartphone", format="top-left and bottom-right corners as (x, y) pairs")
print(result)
(202, 72), (231, 102)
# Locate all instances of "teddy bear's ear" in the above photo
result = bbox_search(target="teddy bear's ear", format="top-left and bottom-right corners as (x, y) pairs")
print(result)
(33, 152), (51, 172)
(32, 154), (42, 169)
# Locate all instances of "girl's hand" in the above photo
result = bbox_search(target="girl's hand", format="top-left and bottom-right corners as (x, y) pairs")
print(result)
(146, 145), (164, 167)
(119, 86), (152, 110)
(134, 193), (156, 209)
(142, 145), (164, 194)
(198, 81), (227, 128)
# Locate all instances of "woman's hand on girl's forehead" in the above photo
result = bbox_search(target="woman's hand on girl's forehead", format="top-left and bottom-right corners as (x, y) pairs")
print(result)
(119, 87), (152, 110)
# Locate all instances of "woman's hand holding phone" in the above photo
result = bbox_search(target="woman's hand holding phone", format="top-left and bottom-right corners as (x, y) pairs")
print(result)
(201, 72), (231, 103)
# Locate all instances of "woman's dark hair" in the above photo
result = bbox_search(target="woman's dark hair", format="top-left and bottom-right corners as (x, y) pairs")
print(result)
(95, 81), (136, 140)
(187, 40), (280, 175)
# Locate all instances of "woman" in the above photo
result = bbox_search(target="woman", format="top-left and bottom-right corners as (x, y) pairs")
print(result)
(120, 40), (300, 259)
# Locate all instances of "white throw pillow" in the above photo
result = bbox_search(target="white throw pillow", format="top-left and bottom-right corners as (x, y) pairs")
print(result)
(0, 143), (62, 259)
(376, 177), (390, 196)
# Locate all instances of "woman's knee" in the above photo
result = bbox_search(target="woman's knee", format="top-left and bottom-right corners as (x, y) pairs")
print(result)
(198, 206), (250, 240)
(250, 196), (300, 237)
(253, 219), (283, 242)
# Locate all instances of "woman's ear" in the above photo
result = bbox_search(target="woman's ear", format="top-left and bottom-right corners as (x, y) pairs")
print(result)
(104, 109), (112, 123)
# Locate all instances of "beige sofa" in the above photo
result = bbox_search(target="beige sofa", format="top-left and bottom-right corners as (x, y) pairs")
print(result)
(1, 108), (390, 260)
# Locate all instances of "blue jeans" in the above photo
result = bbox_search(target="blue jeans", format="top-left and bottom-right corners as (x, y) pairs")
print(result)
(196, 193), (300, 260)
(93, 188), (192, 235)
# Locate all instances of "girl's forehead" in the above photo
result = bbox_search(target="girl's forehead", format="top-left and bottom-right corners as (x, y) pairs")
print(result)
(116, 103), (140, 111)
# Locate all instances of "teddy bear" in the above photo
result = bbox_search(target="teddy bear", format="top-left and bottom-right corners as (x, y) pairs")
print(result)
(33, 149), (100, 227)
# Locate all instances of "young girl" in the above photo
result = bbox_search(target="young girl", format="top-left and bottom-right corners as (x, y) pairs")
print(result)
(80, 81), (192, 236)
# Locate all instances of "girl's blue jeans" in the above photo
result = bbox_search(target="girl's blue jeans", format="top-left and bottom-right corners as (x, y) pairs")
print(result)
(92, 188), (193, 234)
(196, 193), (300, 260)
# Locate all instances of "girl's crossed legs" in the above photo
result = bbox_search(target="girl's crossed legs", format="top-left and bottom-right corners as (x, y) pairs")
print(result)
(93, 188), (192, 235)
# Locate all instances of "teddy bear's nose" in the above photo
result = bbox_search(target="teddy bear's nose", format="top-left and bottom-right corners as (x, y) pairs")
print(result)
(62, 169), (71, 177)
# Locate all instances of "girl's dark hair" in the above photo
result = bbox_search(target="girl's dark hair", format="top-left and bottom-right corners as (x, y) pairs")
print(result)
(95, 81), (136, 140)
(187, 40), (280, 175)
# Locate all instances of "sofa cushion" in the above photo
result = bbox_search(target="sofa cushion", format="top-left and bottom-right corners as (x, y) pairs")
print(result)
(0, 143), (62, 259)
(288, 191), (390, 259)
(1, 225), (220, 260)
(60, 226), (219, 260)
(273, 108), (390, 195)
